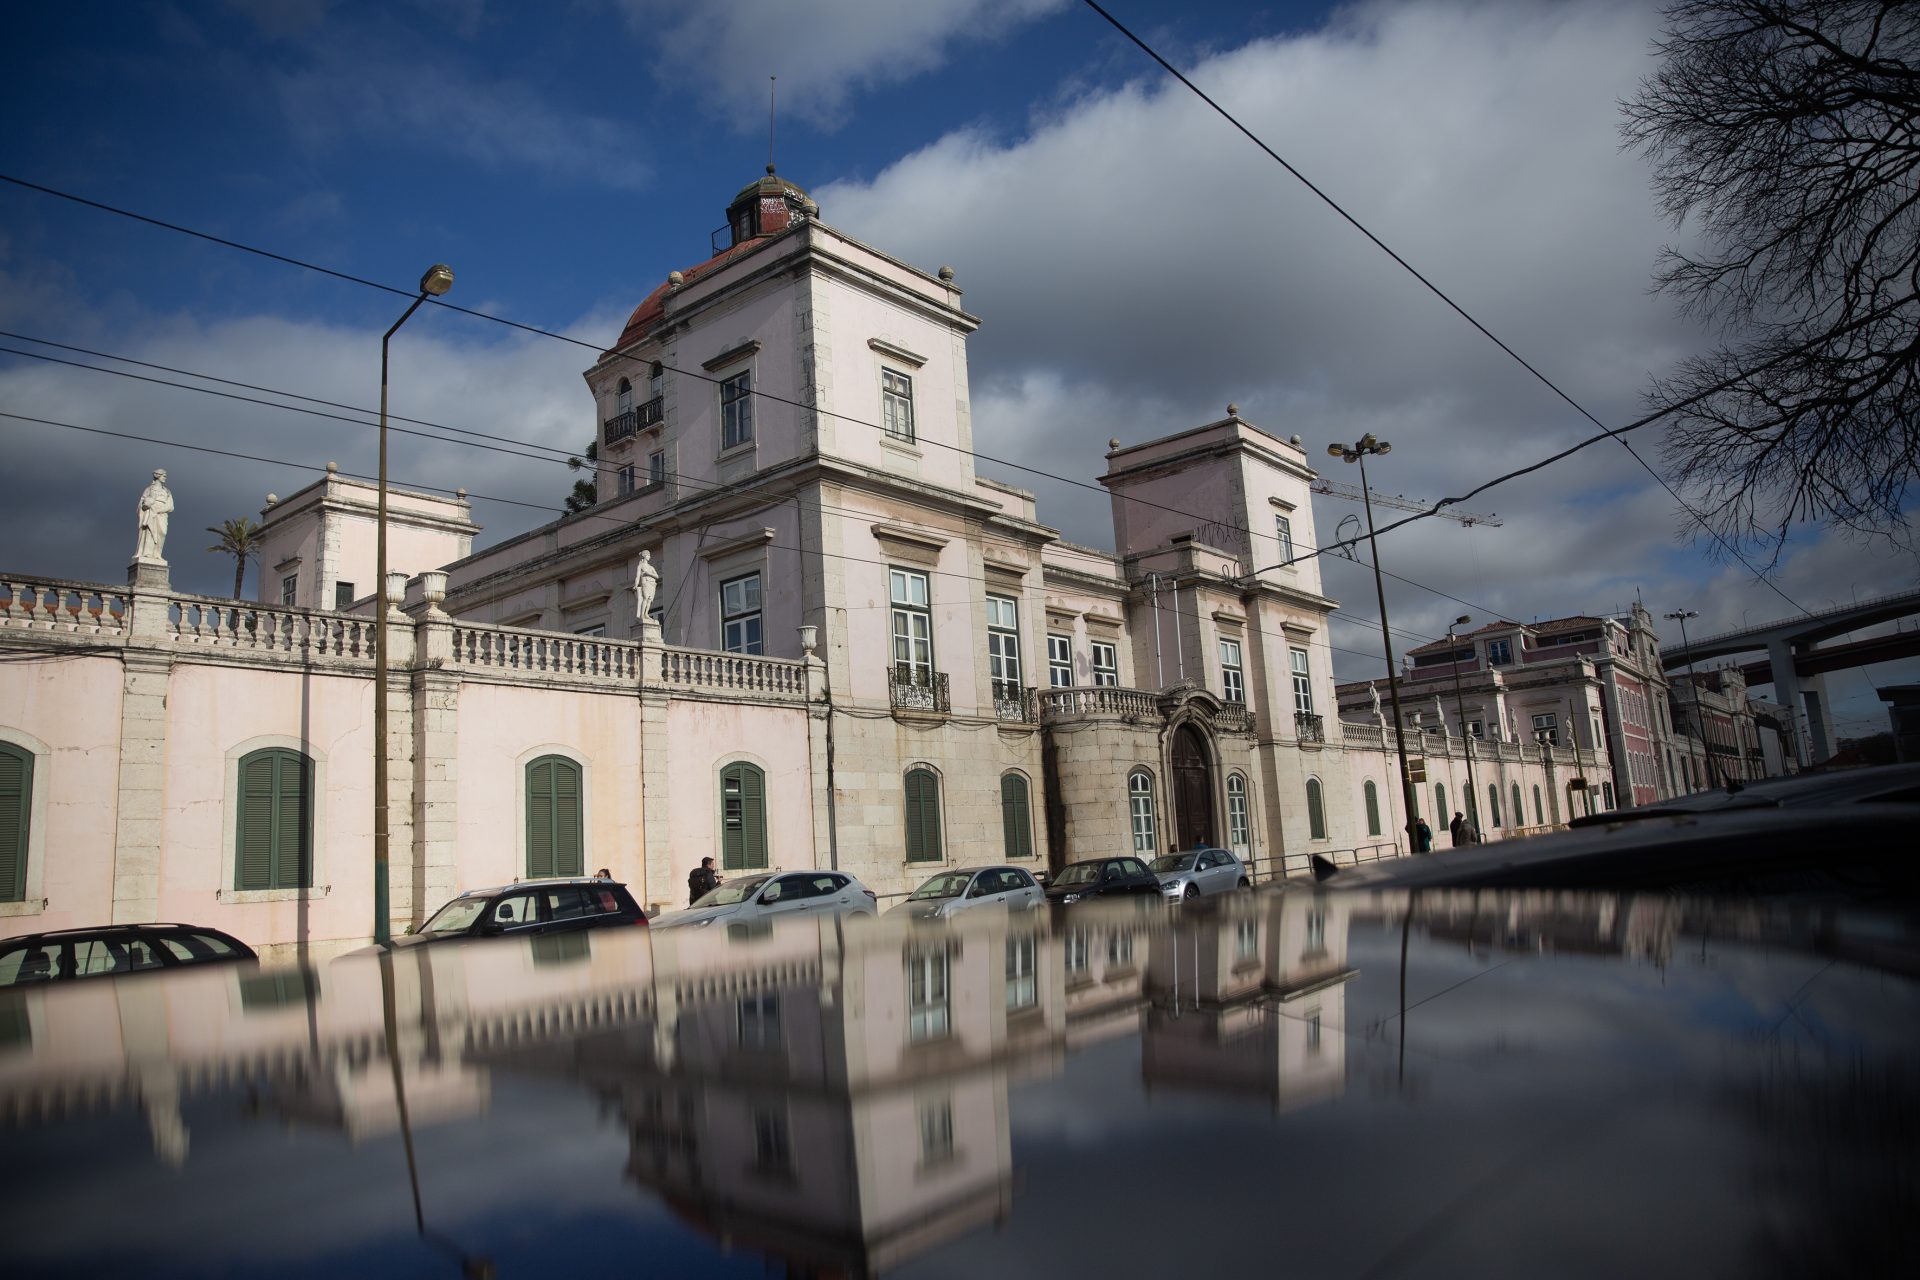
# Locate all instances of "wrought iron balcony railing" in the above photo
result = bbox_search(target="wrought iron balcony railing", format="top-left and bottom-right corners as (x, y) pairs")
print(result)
(993, 681), (1034, 723)
(637, 395), (664, 427)
(889, 666), (950, 714)
(1295, 711), (1326, 743)
(604, 410), (638, 444)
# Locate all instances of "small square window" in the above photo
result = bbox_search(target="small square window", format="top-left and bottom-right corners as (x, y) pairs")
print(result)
(617, 464), (636, 496)
(882, 368), (916, 442)
(648, 450), (665, 487)
(281, 574), (298, 607)
(1091, 642), (1118, 687)
(721, 370), (753, 449)
(334, 581), (356, 610)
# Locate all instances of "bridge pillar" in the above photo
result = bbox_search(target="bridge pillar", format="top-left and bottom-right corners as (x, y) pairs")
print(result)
(1765, 636), (1828, 765)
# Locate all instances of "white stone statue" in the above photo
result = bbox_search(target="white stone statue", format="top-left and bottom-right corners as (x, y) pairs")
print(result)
(632, 549), (661, 620)
(1368, 681), (1382, 720)
(135, 469), (173, 562)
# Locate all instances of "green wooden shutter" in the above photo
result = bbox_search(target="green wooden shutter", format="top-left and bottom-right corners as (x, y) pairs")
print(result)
(906, 770), (941, 862)
(554, 760), (583, 876)
(527, 759), (555, 878)
(0, 744), (29, 903)
(237, 752), (277, 890)
(740, 766), (766, 869)
(1513, 784), (1524, 830)
(273, 751), (311, 889)
(1001, 774), (1032, 861)
(1364, 781), (1381, 837)
(1307, 779), (1326, 840)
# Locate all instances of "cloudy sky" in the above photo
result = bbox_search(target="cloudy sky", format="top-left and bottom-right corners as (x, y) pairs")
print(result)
(1, 0), (1912, 739)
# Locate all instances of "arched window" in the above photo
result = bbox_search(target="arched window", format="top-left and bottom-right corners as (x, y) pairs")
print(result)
(236, 748), (312, 890)
(1128, 770), (1157, 855)
(616, 377), (633, 414)
(1363, 780), (1381, 837)
(720, 762), (767, 870)
(1000, 772), (1033, 861)
(905, 767), (943, 862)
(1488, 784), (1501, 830)
(1226, 773), (1250, 852)
(1511, 783), (1524, 829)
(0, 742), (33, 902)
(1533, 784), (1544, 826)
(1306, 778), (1327, 841)
(1435, 783), (1447, 825)
(526, 755), (584, 878)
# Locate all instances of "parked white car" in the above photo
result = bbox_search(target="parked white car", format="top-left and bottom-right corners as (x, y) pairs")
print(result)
(653, 869), (878, 930)
(888, 866), (1044, 920)
(1151, 847), (1249, 902)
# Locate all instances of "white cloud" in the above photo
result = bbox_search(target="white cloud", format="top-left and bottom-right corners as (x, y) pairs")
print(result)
(275, 47), (649, 190)
(812, 0), (1917, 725)
(616, 0), (1067, 129)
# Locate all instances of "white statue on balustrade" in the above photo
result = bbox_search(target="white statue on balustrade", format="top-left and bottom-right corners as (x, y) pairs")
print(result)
(1368, 681), (1382, 724)
(135, 469), (173, 563)
(632, 549), (661, 637)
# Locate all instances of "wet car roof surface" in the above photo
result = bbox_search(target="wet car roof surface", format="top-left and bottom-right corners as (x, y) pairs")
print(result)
(3, 889), (1914, 1276)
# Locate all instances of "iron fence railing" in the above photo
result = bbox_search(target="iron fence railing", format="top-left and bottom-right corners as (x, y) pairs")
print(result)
(889, 666), (950, 713)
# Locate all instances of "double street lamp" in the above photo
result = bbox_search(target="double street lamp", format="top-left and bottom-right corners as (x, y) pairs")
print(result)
(1326, 433), (1420, 849)
(374, 264), (455, 947)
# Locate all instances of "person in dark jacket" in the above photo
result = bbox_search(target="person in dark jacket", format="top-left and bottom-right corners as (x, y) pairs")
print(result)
(688, 857), (721, 905)
(1413, 817), (1433, 852)
(1449, 812), (1468, 847)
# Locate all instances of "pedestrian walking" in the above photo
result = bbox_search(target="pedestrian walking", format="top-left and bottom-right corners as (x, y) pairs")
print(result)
(1449, 811), (1467, 848)
(1413, 817), (1433, 852)
(688, 856), (721, 906)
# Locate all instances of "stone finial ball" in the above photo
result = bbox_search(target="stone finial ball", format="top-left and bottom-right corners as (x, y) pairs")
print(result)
(326, 461), (339, 473)
(938, 266), (955, 281)
(1227, 403), (1239, 417)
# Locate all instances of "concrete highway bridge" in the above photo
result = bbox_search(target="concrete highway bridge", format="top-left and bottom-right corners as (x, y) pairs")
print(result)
(1661, 587), (1920, 763)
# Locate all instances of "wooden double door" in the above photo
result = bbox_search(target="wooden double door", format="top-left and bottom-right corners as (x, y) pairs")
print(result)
(1171, 724), (1216, 852)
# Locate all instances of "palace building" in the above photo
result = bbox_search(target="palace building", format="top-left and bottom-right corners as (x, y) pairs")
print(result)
(1, 171), (1618, 953)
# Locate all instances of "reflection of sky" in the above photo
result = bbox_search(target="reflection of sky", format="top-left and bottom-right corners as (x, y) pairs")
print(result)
(4, 1076), (764, 1279)
(7, 897), (1918, 1277)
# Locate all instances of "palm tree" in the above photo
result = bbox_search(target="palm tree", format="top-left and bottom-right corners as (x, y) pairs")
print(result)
(206, 516), (263, 599)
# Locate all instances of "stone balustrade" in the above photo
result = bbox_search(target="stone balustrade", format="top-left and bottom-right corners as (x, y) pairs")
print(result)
(1036, 685), (1160, 720)
(0, 576), (129, 639)
(169, 595), (377, 660)
(658, 645), (810, 700)
(1338, 721), (1387, 750)
(451, 620), (640, 683)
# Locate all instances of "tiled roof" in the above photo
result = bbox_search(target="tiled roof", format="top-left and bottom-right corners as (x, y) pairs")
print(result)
(1532, 614), (1605, 634)
(1403, 619), (1520, 657)
(605, 235), (779, 356)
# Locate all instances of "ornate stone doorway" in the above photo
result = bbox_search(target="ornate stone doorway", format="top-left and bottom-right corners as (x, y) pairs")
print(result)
(1171, 723), (1215, 851)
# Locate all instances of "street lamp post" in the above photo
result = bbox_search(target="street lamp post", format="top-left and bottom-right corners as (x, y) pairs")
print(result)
(374, 264), (454, 947)
(1446, 614), (1480, 836)
(1327, 433), (1419, 850)
(1663, 608), (1713, 793)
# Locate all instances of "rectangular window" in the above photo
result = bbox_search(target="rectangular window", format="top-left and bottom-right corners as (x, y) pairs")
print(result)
(1235, 918), (1258, 963)
(1047, 634), (1073, 688)
(1532, 712), (1560, 745)
(918, 1096), (954, 1165)
(1276, 514), (1294, 565)
(281, 574), (297, 607)
(721, 572), (763, 655)
(647, 449), (665, 487)
(890, 568), (934, 684)
(738, 991), (781, 1052)
(1065, 929), (1091, 975)
(1468, 719), (1485, 739)
(1107, 931), (1134, 967)
(1091, 641), (1119, 687)
(753, 1106), (790, 1174)
(1006, 935), (1037, 1010)
(882, 368), (915, 442)
(1219, 638), (1244, 704)
(907, 949), (950, 1042)
(333, 581), (355, 610)
(986, 594), (1021, 699)
(1290, 648), (1313, 715)
(1306, 1010), (1323, 1055)
(720, 369), (753, 449)
(1487, 638), (1513, 665)
(617, 464), (636, 496)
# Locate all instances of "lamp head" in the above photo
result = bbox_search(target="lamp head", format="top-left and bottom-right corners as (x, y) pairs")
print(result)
(1374, 441), (1391, 456)
(419, 264), (455, 296)
(1326, 442), (1347, 460)
(1455, 615), (1471, 626)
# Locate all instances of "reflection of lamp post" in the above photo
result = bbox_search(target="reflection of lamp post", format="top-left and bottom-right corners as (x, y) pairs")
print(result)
(374, 264), (454, 947)
(1327, 434), (1417, 848)
(1445, 615), (1480, 840)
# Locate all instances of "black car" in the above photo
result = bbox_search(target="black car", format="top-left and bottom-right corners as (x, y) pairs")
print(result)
(1044, 855), (1163, 906)
(1317, 803), (1920, 901)
(0, 923), (255, 986)
(392, 877), (649, 947)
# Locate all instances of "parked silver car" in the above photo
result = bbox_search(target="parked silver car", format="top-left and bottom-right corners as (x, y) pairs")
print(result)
(889, 866), (1044, 920)
(653, 869), (878, 930)
(1151, 848), (1248, 902)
